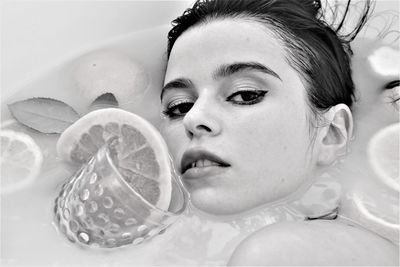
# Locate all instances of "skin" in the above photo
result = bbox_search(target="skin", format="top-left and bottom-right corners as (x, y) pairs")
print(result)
(227, 40), (399, 266)
(228, 220), (399, 266)
(160, 19), (319, 215)
(160, 18), (398, 265)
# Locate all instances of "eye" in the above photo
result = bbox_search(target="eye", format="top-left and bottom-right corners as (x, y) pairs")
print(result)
(227, 90), (268, 105)
(384, 80), (400, 109)
(162, 100), (194, 118)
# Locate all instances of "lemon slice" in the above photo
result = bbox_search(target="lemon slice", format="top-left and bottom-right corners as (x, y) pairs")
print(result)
(368, 46), (399, 77)
(56, 108), (171, 210)
(368, 123), (400, 191)
(73, 50), (149, 106)
(1, 130), (43, 194)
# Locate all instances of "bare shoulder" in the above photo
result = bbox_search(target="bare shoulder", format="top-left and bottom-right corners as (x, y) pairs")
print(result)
(228, 220), (398, 266)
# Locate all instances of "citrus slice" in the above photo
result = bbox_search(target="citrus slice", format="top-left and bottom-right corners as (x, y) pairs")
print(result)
(56, 108), (171, 210)
(1, 130), (43, 194)
(368, 46), (399, 77)
(73, 50), (149, 106)
(368, 123), (400, 191)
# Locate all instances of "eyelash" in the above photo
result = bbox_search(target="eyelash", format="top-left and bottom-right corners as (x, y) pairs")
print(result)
(162, 99), (194, 118)
(384, 81), (400, 108)
(162, 89), (268, 119)
(387, 95), (400, 110)
(227, 90), (268, 105)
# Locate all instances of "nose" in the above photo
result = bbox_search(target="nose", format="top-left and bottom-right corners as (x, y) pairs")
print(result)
(183, 96), (222, 138)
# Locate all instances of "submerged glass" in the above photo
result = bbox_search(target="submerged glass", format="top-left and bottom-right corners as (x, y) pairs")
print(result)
(54, 145), (188, 248)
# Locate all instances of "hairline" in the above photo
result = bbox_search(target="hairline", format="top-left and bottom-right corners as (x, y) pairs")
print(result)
(180, 15), (323, 132)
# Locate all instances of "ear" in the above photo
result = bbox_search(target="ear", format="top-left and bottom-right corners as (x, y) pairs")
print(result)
(317, 104), (353, 166)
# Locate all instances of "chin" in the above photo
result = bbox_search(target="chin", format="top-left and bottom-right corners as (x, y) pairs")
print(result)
(189, 189), (247, 216)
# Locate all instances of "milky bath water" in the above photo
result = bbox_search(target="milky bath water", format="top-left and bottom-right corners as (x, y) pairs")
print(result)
(1, 2), (399, 265)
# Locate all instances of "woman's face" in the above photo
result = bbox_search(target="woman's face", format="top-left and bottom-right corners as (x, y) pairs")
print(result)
(160, 19), (318, 215)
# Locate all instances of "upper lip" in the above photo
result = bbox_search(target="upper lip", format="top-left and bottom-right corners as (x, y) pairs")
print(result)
(180, 149), (230, 174)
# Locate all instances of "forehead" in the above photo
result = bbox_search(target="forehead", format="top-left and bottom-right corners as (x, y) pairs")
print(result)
(166, 18), (288, 81)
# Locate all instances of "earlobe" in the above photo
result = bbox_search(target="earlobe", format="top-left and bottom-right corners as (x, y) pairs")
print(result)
(317, 104), (353, 166)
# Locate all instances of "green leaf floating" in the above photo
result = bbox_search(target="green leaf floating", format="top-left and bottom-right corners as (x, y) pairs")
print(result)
(89, 93), (119, 111)
(8, 97), (80, 134)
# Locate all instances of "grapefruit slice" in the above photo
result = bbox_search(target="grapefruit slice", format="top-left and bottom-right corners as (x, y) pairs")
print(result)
(56, 108), (172, 210)
(368, 123), (400, 191)
(1, 130), (43, 194)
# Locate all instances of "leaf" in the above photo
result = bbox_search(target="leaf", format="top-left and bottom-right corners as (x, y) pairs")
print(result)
(8, 97), (80, 134)
(89, 93), (119, 111)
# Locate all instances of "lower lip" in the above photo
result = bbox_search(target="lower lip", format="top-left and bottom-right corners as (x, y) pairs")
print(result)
(182, 166), (229, 180)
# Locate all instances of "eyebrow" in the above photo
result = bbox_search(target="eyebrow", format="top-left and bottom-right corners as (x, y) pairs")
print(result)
(161, 61), (281, 100)
(161, 78), (194, 100)
(213, 62), (282, 81)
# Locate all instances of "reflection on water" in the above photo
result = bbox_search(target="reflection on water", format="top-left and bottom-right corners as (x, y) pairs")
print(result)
(1, 26), (399, 265)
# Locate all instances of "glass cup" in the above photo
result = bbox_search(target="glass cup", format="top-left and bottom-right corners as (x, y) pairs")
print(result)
(54, 145), (188, 248)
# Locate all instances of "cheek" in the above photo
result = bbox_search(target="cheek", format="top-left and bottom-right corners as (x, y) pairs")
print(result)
(160, 122), (186, 167)
(235, 105), (310, 157)
(231, 104), (313, 185)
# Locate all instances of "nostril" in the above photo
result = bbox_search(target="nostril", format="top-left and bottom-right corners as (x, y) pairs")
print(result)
(186, 129), (194, 138)
(196, 124), (212, 132)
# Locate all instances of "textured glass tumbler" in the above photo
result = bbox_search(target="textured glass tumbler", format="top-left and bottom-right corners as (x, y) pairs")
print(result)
(54, 146), (187, 248)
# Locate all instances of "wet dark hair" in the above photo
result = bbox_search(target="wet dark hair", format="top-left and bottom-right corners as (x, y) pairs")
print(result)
(166, 0), (372, 117)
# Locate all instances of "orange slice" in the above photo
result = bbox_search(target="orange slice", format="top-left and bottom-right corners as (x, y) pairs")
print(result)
(56, 108), (171, 210)
(368, 123), (400, 191)
(1, 130), (43, 194)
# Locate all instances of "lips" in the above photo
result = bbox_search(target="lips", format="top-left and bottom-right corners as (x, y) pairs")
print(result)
(180, 149), (230, 175)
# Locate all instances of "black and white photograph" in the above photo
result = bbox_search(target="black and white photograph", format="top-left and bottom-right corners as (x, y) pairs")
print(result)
(1, 0), (399, 265)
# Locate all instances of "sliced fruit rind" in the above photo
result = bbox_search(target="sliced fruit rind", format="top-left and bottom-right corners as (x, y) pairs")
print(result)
(1, 130), (43, 194)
